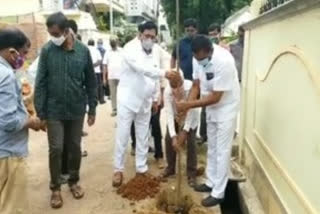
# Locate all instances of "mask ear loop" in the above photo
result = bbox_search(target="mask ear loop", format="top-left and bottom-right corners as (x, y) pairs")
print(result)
(9, 48), (19, 55)
(8, 48), (20, 62)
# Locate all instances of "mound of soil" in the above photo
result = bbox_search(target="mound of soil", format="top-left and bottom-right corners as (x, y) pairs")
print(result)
(117, 174), (161, 201)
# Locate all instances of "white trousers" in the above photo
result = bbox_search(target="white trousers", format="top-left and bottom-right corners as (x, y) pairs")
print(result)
(205, 119), (236, 199)
(114, 104), (151, 173)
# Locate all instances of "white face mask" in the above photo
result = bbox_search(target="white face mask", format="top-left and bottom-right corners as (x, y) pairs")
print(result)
(51, 35), (66, 46)
(141, 39), (154, 51)
(198, 57), (210, 67)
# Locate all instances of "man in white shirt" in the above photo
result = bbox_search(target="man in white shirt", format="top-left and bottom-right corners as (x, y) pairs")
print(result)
(103, 37), (123, 116)
(176, 35), (240, 207)
(112, 21), (175, 187)
(162, 73), (199, 187)
(88, 39), (104, 104)
(130, 43), (170, 170)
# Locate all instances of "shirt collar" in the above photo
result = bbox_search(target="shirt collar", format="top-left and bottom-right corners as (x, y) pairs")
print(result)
(0, 56), (12, 69)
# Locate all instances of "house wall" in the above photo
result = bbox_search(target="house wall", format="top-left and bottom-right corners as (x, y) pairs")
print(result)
(240, 0), (320, 213)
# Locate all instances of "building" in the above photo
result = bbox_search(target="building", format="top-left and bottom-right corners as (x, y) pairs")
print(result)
(222, 6), (253, 37)
(126, 0), (159, 23)
(240, 0), (320, 213)
(0, 0), (99, 58)
(158, 5), (172, 45)
(90, 0), (125, 14)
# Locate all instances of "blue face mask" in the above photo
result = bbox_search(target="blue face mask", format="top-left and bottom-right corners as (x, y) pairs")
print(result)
(198, 57), (210, 67)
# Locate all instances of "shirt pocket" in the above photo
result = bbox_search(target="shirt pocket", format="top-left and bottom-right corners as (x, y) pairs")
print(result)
(69, 59), (84, 80)
(204, 71), (215, 91)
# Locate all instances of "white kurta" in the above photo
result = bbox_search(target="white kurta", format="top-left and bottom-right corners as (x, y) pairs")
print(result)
(164, 80), (199, 138)
(193, 44), (240, 199)
(114, 38), (166, 173)
(88, 46), (102, 74)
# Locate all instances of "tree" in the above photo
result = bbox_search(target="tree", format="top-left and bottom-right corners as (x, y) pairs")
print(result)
(161, 0), (252, 35)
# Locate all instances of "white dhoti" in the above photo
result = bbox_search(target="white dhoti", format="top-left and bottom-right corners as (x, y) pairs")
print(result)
(205, 119), (236, 199)
(113, 104), (151, 173)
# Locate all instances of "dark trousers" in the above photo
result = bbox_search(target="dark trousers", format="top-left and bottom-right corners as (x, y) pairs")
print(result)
(96, 73), (105, 103)
(151, 110), (163, 159)
(165, 124), (197, 178)
(47, 118), (84, 191)
(200, 107), (207, 142)
(131, 110), (163, 159)
(61, 139), (68, 175)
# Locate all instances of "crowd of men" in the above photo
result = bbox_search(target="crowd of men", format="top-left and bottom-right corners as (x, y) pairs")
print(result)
(0, 11), (244, 213)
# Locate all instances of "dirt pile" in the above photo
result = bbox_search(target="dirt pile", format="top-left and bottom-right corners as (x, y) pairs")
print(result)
(117, 174), (161, 201)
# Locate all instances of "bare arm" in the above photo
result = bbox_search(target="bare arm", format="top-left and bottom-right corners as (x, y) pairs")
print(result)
(187, 79), (201, 101)
(185, 91), (223, 109)
(103, 64), (108, 84)
(170, 56), (176, 69)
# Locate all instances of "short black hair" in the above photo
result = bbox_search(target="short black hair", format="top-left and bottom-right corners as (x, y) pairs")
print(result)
(68, 19), (78, 34)
(138, 21), (158, 35)
(238, 26), (245, 32)
(208, 23), (221, 33)
(184, 18), (198, 29)
(88, 39), (95, 46)
(191, 35), (213, 53)
(46, 12), (69, 30)
(0, 28), (30, 51)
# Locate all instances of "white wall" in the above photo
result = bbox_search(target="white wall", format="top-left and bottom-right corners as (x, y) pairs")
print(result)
(0, 0), (40, 16)
(241, 1), (320, 213)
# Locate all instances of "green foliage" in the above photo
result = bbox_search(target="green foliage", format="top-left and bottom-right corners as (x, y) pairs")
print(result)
(115, 25), (138, 47)
(97, 14), (108, 32)
(161, 0), (252, 35)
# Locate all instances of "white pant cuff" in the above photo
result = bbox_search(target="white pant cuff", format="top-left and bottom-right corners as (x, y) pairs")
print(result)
(205, 181), (213, 188)
(113, 168), (124, 173)
(210, 191), (224, 199)
(136, 166), (148, 173)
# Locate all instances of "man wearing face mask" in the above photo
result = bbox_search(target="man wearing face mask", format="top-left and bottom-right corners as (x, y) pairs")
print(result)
(208, 23), (221, 45)
(176, 35), (240, 207)
(96, 38), (107, 103)
(112, 21), (175, 187)
(34, 12), (97, 209)
(88, 39), (104, 105)
(171, 18), (198, 81)
(208, 23), (230, 51)
(229, 26), (245, 83)
(0, 28), (42, 213)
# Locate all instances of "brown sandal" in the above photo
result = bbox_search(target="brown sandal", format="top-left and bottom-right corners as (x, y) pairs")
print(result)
(50, 191), (63, 209)
(112, 172), (123, 187)
(70, 184), (85, 199)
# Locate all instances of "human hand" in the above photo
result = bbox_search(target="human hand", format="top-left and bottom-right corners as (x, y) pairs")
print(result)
(40, 120), (47, 132)
(152, 102), (159, 114)
(165, 70), (182, 89)
(175, 100), (190, 114)
(26, 117), (41, 131)
(177, 131), (188, 147)
(87, 115), (95, 127)
(103, 78), (107, 87)
(172, 136), (180, 152)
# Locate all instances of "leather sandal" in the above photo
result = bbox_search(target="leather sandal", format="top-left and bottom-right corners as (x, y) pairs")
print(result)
(50, 191), (63, 209)
(112, 172), (123, 187)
